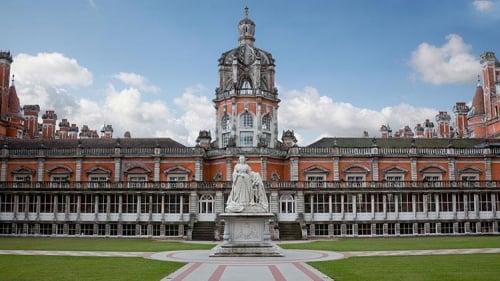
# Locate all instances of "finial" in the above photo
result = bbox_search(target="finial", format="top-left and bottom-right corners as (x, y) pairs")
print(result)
(11, 74), (15, 85)
(244, 6), (249, 18)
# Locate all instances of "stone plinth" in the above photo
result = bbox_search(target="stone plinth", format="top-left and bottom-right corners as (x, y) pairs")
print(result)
(210, 213), (283, 257)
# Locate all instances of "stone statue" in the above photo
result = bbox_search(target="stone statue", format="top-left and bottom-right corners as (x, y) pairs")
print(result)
(226, 156), (268, 213)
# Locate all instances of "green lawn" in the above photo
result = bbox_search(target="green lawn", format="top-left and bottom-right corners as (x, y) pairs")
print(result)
(280, 236), (500, 251)
(310, 254), (500, 281)
(0, 237), (215, 252)
(0, 255), (183, 281)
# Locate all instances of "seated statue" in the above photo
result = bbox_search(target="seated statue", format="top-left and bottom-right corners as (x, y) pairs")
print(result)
(226, 156), (268, 213)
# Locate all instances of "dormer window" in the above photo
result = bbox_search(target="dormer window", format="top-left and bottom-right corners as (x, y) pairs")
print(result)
(241, 80), (252, 95)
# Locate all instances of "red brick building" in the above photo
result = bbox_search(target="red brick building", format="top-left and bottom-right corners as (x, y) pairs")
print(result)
(0, 12), (499, 239)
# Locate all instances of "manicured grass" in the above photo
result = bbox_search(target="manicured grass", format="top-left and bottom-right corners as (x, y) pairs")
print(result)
(309, 254), (500, 281)
(280, 236), (500, 251)
(0, 237), (215, 252)
(0, 255), (184, 281)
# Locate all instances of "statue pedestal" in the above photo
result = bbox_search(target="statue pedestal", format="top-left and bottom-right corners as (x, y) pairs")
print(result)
(210, 212), (283, 257)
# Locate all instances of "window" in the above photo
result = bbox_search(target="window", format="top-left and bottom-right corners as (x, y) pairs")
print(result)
(279, 194), (295, 213)
(356, 194), (371, 213)
(346, 175), (365, 187)
(374, 194), (384, 212)
(40, 194), (53, 213)
(50, 175), (69, 188)
(14, 175), (32, 187)
(358, 223), (371, 236)
(222, 132), (231, 147)
(375, 223), (384, 235)
(467, 193), (475, 211)
(39, 223), (52, 235)
(399, 193), (412, 212)
(441, 222), (454, 234)
(151, 194), (161, 213)
(423, 174), (442, 187)
(81, 194), (94, 213)
(415, 193), (425, 212)
(17, 195), (26, 213)
(240, 80), (252, 95)
(240, 131), (253, 147)
(89, 175), (109, 188)
(479, 193), (492, 212)
(165, 224), (179, 236)
(221, 113), (231, 131)
(240, 112), (253, 129)
(314, 224), (329, 236)
(332, 194), (342, 213)
(307, 175), (325, 188)
(128, 175), (147, 188)
(427, 194), (436, 212)
(0, 194), (13, 212)
(55, 194), (65, 213)
(122, 224), (136, 236)
(262, 114), (271, 130)
(122, 194), (137, 213)
(80, 224), (93, 235)
(305, 194), (328, 213)
(343, 194), (353, 213)
(28, 195), (37, 213)
(461, 174), (478, 187)
(109, 194), (119, 213)
(385, 175), (404, 187)
(260, 132), (271, 147)
(400, 223), (413, 235)
(167, 175), (187, 188)
(386, 194), (396, 212)
(164, 194), (186, 213)
(140, 195), (149, 213)
(97, 194), (107, 213)
(440, 193), (453, 212)
(199, 194), (214, 214)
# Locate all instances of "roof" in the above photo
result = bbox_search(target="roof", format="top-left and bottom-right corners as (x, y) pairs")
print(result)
(307, 137), (491, 148)
(0, 138), (187, 149)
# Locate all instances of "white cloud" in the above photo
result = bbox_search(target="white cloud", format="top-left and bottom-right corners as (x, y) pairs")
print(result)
(12, 52), (92, 88)
(113, 72), (160, 93)
(409, 34), (481, 85)
(279, 87), (438, 144)
(473, 0), (495, 12)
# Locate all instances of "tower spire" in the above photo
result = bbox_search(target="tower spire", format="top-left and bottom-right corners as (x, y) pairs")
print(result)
(244, 6), (249, 18)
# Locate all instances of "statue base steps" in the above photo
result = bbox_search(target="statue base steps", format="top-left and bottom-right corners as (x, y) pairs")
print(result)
(210, 212), (283, 257)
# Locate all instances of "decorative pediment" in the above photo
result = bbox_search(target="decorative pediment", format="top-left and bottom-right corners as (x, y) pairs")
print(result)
(302, 165), (330, 175)
(85, 166), (112, 175)
(11, 166), (35, 175)
(164, 165), (191, 175)
(47, 165), (73, 174)
(124, 163), (152, 174)
(419, 165), (446, 174)
(343, 164), (370, 174)
(382, 165), (408, 175)
(459, 166), (483, 175)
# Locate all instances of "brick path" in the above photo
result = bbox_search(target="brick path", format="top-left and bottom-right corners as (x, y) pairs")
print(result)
(1, 247), (499, 281)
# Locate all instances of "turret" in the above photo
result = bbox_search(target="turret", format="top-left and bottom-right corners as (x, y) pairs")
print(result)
(41, 110), (57, 139)
(435, 111), (451, 138)
(0, 51), (13, 122)
(453, 102), (469, 138)
(23, 105), (40, 139)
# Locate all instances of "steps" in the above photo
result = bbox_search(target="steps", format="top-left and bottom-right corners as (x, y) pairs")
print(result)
(278, 222), (302, 240)
(192, 222), (216, 241)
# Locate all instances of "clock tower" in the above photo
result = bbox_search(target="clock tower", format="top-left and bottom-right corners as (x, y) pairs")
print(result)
(214, 7), (280, 148)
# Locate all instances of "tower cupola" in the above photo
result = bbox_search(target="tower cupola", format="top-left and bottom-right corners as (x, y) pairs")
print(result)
(238, 7), (256, 45)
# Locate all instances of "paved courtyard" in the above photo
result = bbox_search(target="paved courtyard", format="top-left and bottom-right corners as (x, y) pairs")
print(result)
(1, 247), (499, 281)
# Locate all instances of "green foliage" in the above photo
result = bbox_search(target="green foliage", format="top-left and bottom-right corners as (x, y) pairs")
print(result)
(0, 237), (215, 252)
(0, 255), (184, 281)
(309, 254), (500, 281)
(280, 236), (500, 251)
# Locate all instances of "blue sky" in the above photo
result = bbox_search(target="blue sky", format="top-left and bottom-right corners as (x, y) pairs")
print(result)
(3, 0), (500, 145)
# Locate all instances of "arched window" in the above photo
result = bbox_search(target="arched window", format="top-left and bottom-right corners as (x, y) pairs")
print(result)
(262, 114), (271, 131)
(241, 80), (252, 95)
(221, 113), (231, 131)
(279, 194), (295, 213)
(240, 112), (253, 129)
(199, 194), (214, 214)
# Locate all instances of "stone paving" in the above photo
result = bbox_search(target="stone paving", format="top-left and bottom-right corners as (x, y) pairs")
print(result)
(1, 247), (499, 281)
